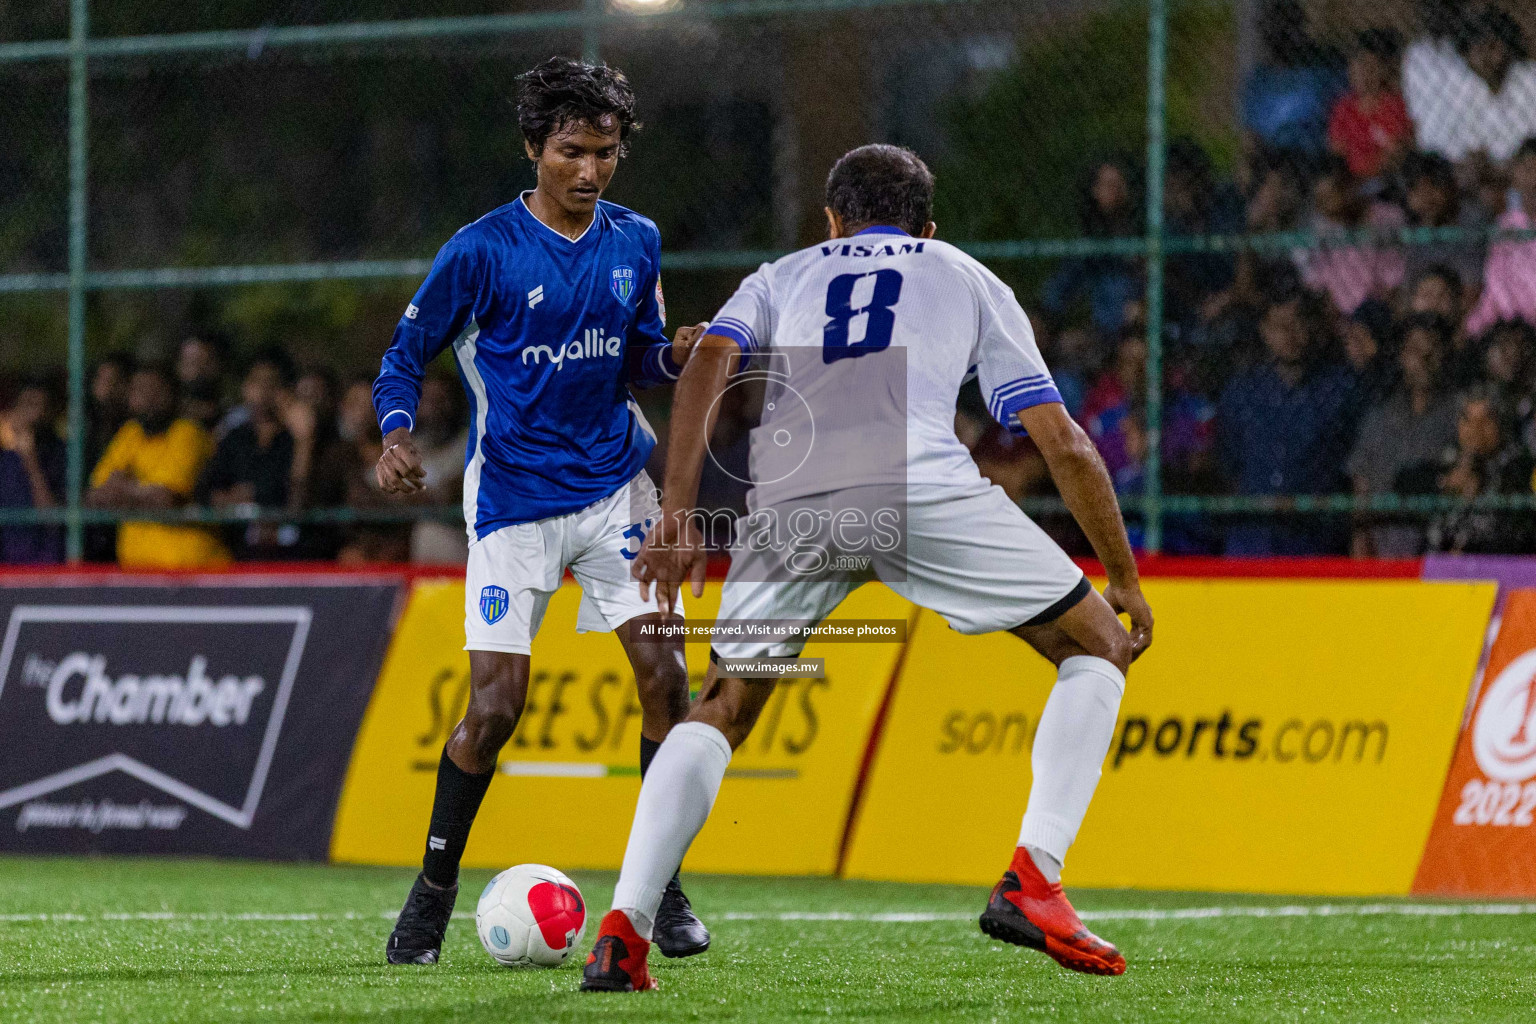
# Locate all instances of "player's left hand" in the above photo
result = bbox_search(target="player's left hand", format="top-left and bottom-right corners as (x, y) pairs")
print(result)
(633, 507), (707, 617)
(376, 427), (426, 495)
(671, 322), (710, 370)
(1103, 580), (1154, 661)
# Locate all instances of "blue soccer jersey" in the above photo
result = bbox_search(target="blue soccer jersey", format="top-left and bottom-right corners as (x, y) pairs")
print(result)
(372, 194), (681, 539)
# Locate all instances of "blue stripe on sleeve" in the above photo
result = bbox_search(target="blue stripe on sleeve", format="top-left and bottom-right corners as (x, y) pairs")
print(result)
(987, 374), (1053, 411)
(706, 320), (757, 372)
(987, 373), (1062, 434)
(709, 317), (758, 353)
(994, 385), (1064, 434)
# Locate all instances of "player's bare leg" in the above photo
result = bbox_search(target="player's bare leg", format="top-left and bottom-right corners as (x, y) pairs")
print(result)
(387, 651), (529, 964)
(670, 665), (778, 749)
(615, 613), (712, 957)
(582, 664), (774, 991)
(977, 586), (1131, 976)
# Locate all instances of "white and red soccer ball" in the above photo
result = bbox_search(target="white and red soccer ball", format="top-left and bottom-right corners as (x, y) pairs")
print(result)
(475, 864), (587, 967)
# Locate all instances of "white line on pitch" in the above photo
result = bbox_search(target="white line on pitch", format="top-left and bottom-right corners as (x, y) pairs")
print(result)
(0, 911), (379, 923)
(717, 904), (1536, 923)
(1088, 903), (1536, 921)
(5, 903), (1536, 926)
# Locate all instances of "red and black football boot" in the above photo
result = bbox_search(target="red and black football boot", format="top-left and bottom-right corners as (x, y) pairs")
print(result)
(979, 847), (1126, 976)
(580, 910), (659, 992)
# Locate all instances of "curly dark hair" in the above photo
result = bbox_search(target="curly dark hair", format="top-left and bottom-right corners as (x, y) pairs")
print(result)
(515, 56), (639, 155)
(824, 144), (935, 236)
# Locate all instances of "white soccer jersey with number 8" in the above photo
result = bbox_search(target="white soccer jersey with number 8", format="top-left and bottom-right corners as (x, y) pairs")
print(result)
(705, 226), (1061, 508)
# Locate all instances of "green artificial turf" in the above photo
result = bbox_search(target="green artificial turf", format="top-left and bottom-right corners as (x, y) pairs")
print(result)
(3, 857), (1534, 1023)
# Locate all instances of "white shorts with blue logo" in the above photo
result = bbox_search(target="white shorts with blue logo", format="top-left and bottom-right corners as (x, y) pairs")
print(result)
(463, 470), (675, 654)
(711, 482), (1085, 661)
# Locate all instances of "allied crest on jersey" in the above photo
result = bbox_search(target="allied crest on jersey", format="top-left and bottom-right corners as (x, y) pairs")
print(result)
(610, 265), (636, 305)
(479, 585), (509, 625)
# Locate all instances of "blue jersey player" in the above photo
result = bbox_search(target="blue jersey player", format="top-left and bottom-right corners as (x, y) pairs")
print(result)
(375, 58), (710, 966)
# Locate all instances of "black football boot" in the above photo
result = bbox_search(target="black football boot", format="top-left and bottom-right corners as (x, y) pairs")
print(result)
(385, 873), (458, 965)
(652, 873), (710, 958)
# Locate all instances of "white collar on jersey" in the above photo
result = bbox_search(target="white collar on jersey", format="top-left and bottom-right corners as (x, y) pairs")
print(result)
(516, 190), (600, 245)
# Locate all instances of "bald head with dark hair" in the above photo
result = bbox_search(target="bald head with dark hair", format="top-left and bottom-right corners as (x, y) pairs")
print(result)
(824, 144), (936, 238)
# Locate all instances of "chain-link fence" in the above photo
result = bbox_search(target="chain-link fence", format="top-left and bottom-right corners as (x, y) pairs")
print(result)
(4, 0), (1536, 563)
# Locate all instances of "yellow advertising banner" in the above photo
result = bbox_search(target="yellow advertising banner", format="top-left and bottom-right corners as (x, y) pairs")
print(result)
(330, 579), (909, 875)
(842, 580), (1495, 895)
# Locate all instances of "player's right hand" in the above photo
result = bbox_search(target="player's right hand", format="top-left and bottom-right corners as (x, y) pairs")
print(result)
(671, 322), (710, 369)
(376, 427), (427, 494)
(632, 508), (706, 617)
(1103, 580), (1153, 661)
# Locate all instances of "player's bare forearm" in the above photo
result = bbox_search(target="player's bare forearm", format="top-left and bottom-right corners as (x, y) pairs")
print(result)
(1019, 403), (1153, 656)
(631, 334), (736, 611)
(1016, 403), (1137, 587)
(659, 334), (737, 514)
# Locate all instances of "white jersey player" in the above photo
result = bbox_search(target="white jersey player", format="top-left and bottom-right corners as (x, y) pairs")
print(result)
(579, 145), (1154, 994)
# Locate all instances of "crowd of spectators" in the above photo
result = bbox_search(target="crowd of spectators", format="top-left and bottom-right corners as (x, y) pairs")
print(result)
(6, 0), (1536, 563)
(965, 0), (1536, 556)
(0, 335), (469, 568)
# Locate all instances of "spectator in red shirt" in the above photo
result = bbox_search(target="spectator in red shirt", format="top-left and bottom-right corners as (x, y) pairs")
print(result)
(1328, 29), (1412, 182)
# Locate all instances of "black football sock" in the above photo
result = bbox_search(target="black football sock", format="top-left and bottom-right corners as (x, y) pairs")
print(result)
(639, 735), (662, 778)
(638, 734), (682, 887)
(421, 748), (494, 888)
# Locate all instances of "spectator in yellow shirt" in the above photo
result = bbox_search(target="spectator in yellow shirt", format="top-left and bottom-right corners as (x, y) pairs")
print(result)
(87, 363), (229, 568)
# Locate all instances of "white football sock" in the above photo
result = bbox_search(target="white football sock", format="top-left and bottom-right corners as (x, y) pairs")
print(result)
(624, 909), (655, 941)
(611, 721), (733, 940)
(1018, 655), (1125, 878)
(1027, 846), (1064, 885)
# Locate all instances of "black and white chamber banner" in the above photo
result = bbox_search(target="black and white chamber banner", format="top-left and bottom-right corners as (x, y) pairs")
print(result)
(0, 583), (399, 859)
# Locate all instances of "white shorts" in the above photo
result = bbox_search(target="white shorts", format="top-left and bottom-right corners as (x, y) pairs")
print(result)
(712, 482), (1087, 660)
(464, 471), (676, 654)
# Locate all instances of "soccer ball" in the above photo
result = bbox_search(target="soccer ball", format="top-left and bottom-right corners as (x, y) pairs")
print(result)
(474, 864), (587, 968)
